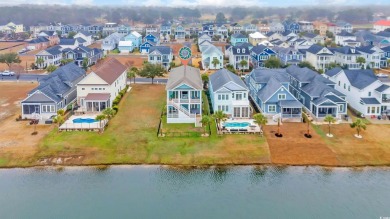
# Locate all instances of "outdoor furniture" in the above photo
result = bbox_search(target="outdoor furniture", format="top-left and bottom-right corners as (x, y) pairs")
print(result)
(230, 129), (238, 132)
(239, 129), (248, 132)
(344, 115), (349, 121)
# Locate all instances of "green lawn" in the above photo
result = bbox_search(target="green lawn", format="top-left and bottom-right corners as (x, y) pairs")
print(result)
(36, 84), (270, 166)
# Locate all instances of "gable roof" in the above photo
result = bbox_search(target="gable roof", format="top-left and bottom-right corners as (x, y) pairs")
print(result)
(249, 32), (266, 39)
(375, 84), (390, 92)
(28, 63), (85, 103)
(149, 46), (172, 55)
(40, 45), (62, 55)
(29, 36), (49, 44)
(356, 45), (380, 54)
(332, 46), (361, 55)
(250, 68), (289, 84)
(77, 30), (92, 37)
(337, 31), (355, 37)
(257, 77), (285, 102)
(307, 44), (332, 54)
(325, 67), (343, 77)
(231, 33), (247, 39)
(343, 69), (378, 90)
(75, 37), (86, 43)
(166, 66), (202, 90)
(92, 58), (127, 85)
(59, 38), (77, 45)
(250, 45), (275, 55)
(286, 65), (335, 85)
(209, 69), (247, 92)
(202, 44), (223, 56)
(231, 45), (250, 55)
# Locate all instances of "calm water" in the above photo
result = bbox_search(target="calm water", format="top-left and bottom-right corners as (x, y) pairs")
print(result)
(0, 166), (389, 219)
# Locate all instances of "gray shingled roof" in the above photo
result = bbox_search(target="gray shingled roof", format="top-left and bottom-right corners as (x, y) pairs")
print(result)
(361, 98), (381, 105)
(27, 63), (85, 103)
(231, 33), (247, 38)
(44, 46), (62, 55)
(331, 46), (361, 55)
(337, 31), (355, 37)
(301, 80), (344, 98)
(257, 77), (285, 102)
(375, 84), (390, 92)
(231, 45), (250, 55)
(149, 46), (172, 55)
(166, 66), (203, 90)
(344, 69), (378, 90)
(306, 44), (330, 54)
(60, 38), (77, 45)
(209, 69), (248, 92)
(250, 68), (289, 84)
(325, 67), (343, 77)
(286, 65), (335, 84)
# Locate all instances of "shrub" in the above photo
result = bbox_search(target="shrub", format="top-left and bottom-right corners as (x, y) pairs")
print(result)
(113, 105), (119, 113)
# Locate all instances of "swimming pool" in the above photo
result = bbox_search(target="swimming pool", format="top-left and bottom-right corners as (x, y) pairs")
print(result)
(72, 118), (97, 124)
(223, 122), (251, 128)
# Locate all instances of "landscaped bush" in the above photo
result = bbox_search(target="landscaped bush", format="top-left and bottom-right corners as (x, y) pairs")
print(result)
(112, 105), (119, 114)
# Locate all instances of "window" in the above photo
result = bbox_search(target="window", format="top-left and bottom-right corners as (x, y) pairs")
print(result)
(339, 104), (344, 112)
(82, 88), (85, 90)
(278, 94), (286, 100)
(344, 83), (346, 89)
(218, 95), (221, 100)
(234, 107), (240, 117)
(226, 106), (229, 112)
(242, 107), (249, 117)
(367, 107), (370, 114)
(348, 86), (350, 91)
(236, 94), (242, 100)
(368, 92), (371, 97)
(222, 95), (225, 100)
(268, 105), (276, 112)
(226, 95), (229, 100)
(218, 105), (221, 111)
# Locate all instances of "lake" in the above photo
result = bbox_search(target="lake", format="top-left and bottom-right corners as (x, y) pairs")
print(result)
(0, 165), (389, 219)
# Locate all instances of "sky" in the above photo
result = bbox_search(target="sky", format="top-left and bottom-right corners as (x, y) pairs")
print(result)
(0, 0), (387, 7)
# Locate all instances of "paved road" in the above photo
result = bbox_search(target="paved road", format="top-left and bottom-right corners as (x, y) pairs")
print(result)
(0, 73), (45, 82)
(0, 74), (167, 84)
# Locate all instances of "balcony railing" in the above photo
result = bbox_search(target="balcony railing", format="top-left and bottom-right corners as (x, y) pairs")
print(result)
(282, 114), (302, 118)
(382, 99), (390, 103)
(170, 98), (201, 103)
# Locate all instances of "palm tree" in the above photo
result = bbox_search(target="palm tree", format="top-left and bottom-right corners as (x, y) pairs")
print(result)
(57, 109), (65, 116)
(46, 64), (57, 73)
(211, 58), (220, 69)
(103, 107), (115, 120)
(253, 113), (267, 135)
(350, 118), (367, 138)
(127, 67), (138, 84)
(35, 57), (45, 69)
(53, 111), (65, 132)
(356, 57), (366, 69)
(239, 59), (248, 75)
(200, 115), (212, 135)
(95, 114), (106, 133)
(213, 110), (228, 130)
(324, 115), (336, 137)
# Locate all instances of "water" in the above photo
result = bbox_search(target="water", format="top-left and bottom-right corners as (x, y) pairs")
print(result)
(223, 122), (251, 128)
(72, 118), (97, 123)
(0, 166), (389, 219)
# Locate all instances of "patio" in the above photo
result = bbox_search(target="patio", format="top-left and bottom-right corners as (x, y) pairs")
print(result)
(219, 119), (263, 135)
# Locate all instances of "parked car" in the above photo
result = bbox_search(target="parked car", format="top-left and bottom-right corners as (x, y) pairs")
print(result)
(1, 70), (15, 76)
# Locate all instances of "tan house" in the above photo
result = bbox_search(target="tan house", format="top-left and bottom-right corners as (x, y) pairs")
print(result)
(249, 32), (267, 46)
(313, 21), (328, 36)
(76, 58), (128, 112)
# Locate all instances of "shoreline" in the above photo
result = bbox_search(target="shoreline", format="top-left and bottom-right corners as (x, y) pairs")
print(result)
(1, 162), (390, 170)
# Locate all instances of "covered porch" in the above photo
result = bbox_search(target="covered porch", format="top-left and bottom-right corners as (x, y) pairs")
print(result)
(312, 103), (338, 118)
(279, 100), (302, 119)
(82, 93), (111, 113)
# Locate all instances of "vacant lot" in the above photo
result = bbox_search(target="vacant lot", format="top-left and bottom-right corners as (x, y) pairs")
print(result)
(35, 84), (270, 167)
(107, 54), (147, 68)
(0, 82), (53, 167)
(264, 123), (339, 166)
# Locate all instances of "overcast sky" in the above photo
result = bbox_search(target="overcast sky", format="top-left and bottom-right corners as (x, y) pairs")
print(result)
(0, 0), (387, 7)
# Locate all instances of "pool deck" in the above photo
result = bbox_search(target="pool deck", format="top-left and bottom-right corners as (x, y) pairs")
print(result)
(220, 119), (263, 135)
(59, 114), (107, 132)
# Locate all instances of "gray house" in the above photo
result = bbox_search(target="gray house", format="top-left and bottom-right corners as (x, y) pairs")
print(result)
(21, 63), (86, 120)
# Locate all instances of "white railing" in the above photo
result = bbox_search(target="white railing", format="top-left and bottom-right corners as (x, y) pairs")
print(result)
(169, 101), (192, 117)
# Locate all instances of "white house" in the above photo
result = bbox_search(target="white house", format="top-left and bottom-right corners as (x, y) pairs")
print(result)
(74, 31), (93, 46)
(325, 68), (390, 116)
(101, 32), (124, 51)
(148, 46), (173, 70)
(373, 20), (390, 33)
(76, 58), (128, 112)
(166, 66), (203, 124)
(249, 32), (267, 46)
(201, 44), (223, 70)
(356, 45), (384, 69)
(209, 69), (250, 118)
(35, 45), (63, 69)
(332, 46), (362, 70)
(306, 44), (335, 71)
(335, 31), (360, 47)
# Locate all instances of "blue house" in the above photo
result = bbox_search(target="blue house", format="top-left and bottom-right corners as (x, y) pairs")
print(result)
(250, 45), (276, 68)
(160, 23), (172, 35)
(285, 65), (347, 119)
(231, 33), (248, 46)
(245, 68), (302, 121)
(273, 47), (304, 66)
(282, 20), (300, 33)
(202, 23), (214, 36)
(123, 31), (142, 48)
(144, 33), (160, 44)
(140, 41), (157, 53)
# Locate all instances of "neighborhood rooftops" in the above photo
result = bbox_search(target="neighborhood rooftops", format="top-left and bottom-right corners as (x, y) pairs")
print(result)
(149, 46), (172, 55)
(344, 69), (378, 90)
(59, 38), (77, 45)
(209, 69), (248, 92)
(166, 66), (202, 90)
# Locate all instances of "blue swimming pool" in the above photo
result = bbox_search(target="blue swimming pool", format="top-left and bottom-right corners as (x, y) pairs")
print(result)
(223, 122), (251, 128)
(73, 118), (97, 124)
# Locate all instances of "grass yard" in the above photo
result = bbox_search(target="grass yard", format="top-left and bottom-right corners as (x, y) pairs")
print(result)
(36, 84), (270, 166)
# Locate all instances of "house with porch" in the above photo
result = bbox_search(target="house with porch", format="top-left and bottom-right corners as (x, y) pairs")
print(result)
(230, 33), (248, 46)
(229, 23), (243, 35)
(215, 24), (229, 40)
(174, 25), (186, 40)
(298, 21), (314, 33)
(273, 47), (304, 66)
(269, 22), (285, 33)
(373, 20), (390, 33)
(148, 46), (173, 70)
(305, 44), (335, 71)
(27, 37), (50, 50)
(198, 33), (212, 45)
(145, 25), (159, 35)
(21, 63), (86, 119)
(250, 45), (277, 68)
(117, 40), (134, 53)
(165, 66), (203, 124)
(331, 46), (362, 69)
(228, 45), (250, 70)
(302, 32), (324, 45)
(59, 38), (79, 50)
(282, 20), (300, 33)
(286, 65), (347, 120)
(35, 45), (63, 69)
(76, 58), (127, 113)
(335, 31), (359, 46)
(160, 23), (172, 36)
(209, 69), (250, 118)
(356, 45), (385, 69)
(325, 68), (390, 116)
(201, 45), (223, 70)
(266, 31), (283, 41)
(243, 24), (257, 33)
(38, 31), (59, 46)
(245, 68), (302, 121)
(202, 23), (215, 37)
(140, 40), (157, 53)
(63, 46), (103, 67)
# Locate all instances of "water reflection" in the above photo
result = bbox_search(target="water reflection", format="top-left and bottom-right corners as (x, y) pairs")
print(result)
(249, 166), (268, 184)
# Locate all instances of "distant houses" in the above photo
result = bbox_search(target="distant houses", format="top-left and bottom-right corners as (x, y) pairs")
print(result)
(148, 46), (173, 70)
(21, 63), (86, 119)
(201, 44), (224, 70)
